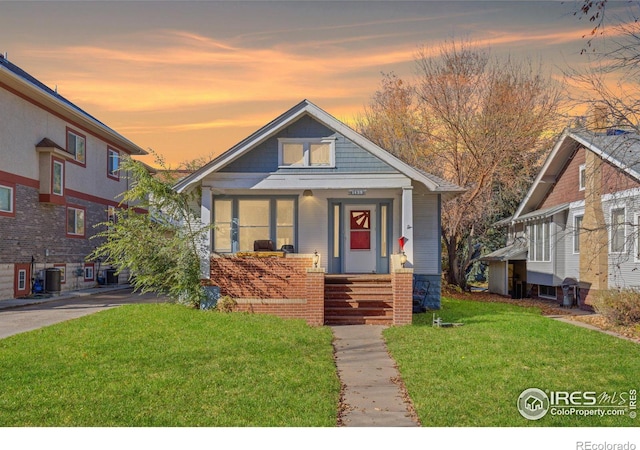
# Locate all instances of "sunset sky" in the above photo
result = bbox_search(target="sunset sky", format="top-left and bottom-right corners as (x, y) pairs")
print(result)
(0, 1), (631, 166)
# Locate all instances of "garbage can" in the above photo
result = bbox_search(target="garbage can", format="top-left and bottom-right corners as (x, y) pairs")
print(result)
(105, 269), (118, 285)
(45, 268), (61, 294)
(200, 286), (220, 310)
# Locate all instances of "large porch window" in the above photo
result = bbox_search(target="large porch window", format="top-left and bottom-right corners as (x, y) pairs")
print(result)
(213, 197), (296, 253)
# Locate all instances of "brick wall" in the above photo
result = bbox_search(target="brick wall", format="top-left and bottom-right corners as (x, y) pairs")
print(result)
(540, 147), (585, 209)
(0, 183), (116, 299)
(208, 254), (324, 326)
(392, 269), (413, 325)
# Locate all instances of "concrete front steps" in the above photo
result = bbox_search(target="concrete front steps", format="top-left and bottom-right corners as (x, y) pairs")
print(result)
(324, 275), (393, 325)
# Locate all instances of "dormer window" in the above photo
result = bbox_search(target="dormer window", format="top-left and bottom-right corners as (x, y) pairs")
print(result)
(579, 164), (586, 191)
(278, 138), (335, 168)
(66, 127), (86, 165)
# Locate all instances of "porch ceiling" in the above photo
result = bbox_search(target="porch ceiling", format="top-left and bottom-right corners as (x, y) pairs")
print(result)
(202, 172), (413, 190)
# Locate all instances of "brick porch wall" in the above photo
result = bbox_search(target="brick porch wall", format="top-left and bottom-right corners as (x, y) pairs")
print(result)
(390, 254), (413, 325)
(208, 254), (324, 326)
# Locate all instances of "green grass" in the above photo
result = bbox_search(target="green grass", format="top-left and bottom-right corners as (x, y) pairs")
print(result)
(0, 304), (340, 426)
(384, 298), (640, 427)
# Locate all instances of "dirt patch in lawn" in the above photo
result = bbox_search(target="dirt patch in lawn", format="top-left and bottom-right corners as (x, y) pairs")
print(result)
(443, 287), (640, 342)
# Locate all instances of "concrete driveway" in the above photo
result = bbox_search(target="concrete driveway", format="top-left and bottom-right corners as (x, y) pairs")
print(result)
(0, 288), (169, 339)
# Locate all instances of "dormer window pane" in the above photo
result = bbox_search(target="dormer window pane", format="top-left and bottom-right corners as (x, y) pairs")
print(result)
(282, 143), (304, 166)
(310, 143), (330, 165)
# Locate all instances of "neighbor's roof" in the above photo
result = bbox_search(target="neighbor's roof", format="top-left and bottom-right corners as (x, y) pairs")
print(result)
(508, 128), (640, 226)
(174, 99), (466, 198)
(480, 242), (527, 262)
(0, 54), (146, 156)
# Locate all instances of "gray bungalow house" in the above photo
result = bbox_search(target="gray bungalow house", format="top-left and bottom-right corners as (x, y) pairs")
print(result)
(175, 100), (464, 325)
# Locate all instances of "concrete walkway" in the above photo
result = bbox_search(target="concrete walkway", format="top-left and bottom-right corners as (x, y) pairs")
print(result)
(331, 325), (420, 427)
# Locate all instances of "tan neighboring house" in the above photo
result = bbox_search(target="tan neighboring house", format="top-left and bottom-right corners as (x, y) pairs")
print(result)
(0, 54), (147, 300)
(483, 127), (640, 308)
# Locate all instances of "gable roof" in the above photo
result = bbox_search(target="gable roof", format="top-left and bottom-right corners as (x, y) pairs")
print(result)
(0, 54), (146, 156)
(509, 128), (640, 224)
(174, 99), (465, 198)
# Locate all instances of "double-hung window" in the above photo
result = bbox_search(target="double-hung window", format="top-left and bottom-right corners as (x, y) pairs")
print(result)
(573, 215), (583, 254)
(278, 138), (334, 168)
(67, 206), (86, 237)
(66, 128), (86, 165)
(610, 207), (626, 253)
(529, 219), (550, 262)
(52, 159), (64, 196)
(107, 148), (120, 179)
(579, 164), (586, 191)
(0, 184), (14, 216)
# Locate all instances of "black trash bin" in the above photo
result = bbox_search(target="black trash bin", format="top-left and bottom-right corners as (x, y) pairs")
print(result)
(105, 269), (118, 285)
(45, 268), (61, 294)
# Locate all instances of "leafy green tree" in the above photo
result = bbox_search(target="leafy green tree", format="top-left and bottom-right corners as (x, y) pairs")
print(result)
(90, 153), (209, 307)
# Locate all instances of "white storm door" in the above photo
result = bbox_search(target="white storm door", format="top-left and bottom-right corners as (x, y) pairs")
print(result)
(344, 204), (377, 273)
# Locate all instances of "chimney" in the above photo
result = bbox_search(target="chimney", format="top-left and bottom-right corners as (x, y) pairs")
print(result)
(588, 104), (609, 132)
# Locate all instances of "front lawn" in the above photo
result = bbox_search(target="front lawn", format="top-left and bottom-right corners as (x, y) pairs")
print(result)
(0, 304), (339, 426)
(384, 297), (640, 427)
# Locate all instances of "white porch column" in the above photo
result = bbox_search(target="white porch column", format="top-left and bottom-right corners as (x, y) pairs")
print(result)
(200, 187), (212, 279)
(401, 186), (414, 267)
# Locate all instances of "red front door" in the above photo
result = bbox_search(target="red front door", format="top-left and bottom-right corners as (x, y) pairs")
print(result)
(14, 263), (30, 298)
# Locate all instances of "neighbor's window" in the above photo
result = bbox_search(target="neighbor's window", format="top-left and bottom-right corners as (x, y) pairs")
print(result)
(52, 159), (64, 196)
(17, 269), (27, 291)
(84, 263), (94, 281)
(66, 128), (86, 164)
(529, 219), (551, 262)
(0, 184), (14, 215)
(579, 164), (586, 191)
(573, 215), (583, 253)
(539, 285), (557, 299)
(611, 207), (626, 253)
(278, 138), (334, 167)
(107, 148), (120, 179)
(636, 215), (640, 261)
(66, 206), (85, 237)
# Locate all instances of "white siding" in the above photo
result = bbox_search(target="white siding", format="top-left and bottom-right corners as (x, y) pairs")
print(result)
(603, 191), (640, 289)
(488, 261), (508, 296)
(412, 183), (440, 274)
